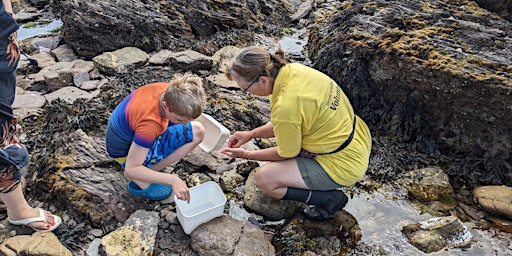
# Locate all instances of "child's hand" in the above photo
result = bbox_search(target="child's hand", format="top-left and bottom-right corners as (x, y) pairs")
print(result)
(172, 177), (190, 203)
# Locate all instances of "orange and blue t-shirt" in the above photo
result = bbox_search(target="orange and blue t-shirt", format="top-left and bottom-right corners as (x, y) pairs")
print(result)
(106, 82), (169, 158)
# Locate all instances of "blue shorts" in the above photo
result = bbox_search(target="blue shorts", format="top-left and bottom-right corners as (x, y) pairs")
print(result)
(116, 122), (193, 169)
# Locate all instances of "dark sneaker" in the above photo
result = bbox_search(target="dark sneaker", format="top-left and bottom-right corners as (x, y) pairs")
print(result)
(304, 190), (348, 220)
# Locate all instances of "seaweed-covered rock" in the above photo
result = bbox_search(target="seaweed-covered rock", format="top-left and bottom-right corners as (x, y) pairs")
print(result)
(309, 0), (512, 186)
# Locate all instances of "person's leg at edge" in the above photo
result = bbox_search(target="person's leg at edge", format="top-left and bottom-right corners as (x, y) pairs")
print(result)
(0, 185), (58, 231)
(254, 158), (348, 219)
(131, 121), (205, 189)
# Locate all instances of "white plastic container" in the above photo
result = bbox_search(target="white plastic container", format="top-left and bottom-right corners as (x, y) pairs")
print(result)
(174, 181), (227, 234)
(195, 113), (230, 152)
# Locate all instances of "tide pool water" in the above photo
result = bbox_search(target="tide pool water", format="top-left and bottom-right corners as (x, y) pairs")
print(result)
(17, 19), (63, 41)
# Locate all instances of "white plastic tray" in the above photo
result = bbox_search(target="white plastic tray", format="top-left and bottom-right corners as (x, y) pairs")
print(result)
(195, 113), (230, 152)
(175, 181), (227, 234)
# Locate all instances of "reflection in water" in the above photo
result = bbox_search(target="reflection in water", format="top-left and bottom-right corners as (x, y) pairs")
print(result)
(17, 19), (63, 41)
(345, 186), (507, 255)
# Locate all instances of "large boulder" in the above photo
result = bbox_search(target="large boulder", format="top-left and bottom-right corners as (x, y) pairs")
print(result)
(52, 0), (295, 59)
(309, 0), (512, 186)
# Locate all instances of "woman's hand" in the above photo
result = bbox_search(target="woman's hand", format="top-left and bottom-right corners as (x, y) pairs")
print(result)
(6, 32), (20, 66)
(220, 147), (249, 159)
(227, 130), (254, 148)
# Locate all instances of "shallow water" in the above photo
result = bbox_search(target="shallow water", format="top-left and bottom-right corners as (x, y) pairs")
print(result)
(345, 186), (511, 255)
(17, 19), (63, 41)
(278, 34), (307, 56)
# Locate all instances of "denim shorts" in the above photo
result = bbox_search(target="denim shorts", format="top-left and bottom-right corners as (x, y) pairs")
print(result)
(296, 157), (343, 190)
(116, 122), (193, 169)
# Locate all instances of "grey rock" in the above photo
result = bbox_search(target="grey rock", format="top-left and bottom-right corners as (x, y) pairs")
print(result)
(44, 86), (93, 104)
(244, 170), (299, 220)
(191, 215), (275, 256)
(92, 47), (149, 75)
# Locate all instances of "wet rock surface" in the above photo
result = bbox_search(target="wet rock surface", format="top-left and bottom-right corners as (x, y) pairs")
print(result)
(402, 216), (472, 253)
(2, 0), (512, 255)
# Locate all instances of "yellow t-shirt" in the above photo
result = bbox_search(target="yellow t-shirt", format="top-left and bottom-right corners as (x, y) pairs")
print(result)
(270, 63), (372, 186)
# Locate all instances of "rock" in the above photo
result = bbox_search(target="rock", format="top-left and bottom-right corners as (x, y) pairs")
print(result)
(32, 52), (57, 69)
(243, 170), (299, 220)
(92, 47), (149, 75)
(457, 201), (485, 221)
(210, 45), (240, 73)
(0, 231), (73, 255)
(473, 185), (512, 219)
(33, 59), (95, 89)
(405, 167), (455, 201)
(182, 146), (231, 173)
(50, 129), (148, 228)
(25, 0), (50, 8)
(148, 50), (173, 65)
(31, 36), (61, 53)
(290, 0), (315, 21)
(219, 170), (245, 191)
(13, 12), (42, 22)
(402, 216), (472, 253)
(12, 91), (46, 110)
(207, 73), (239, 90)
(72, 71), (90, 87)
(273, 210), (361, 255)
(166, 50), (213, 72)
(80, 80), (100, 91)
(51, 44), (78, 62)
(53, 0), (294, 58)
(101, 210), (160, 256)
(86, 238), (102, 256)
(310, 0), (512, 185)
(190, 215), (275, 256)
(44, 86), (93, 104)
(474, 0), (512, 21)
(484, 215), (512, 233)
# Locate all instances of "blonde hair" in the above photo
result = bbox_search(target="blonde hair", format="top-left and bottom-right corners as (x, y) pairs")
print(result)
(164, 74), (206, 119)
(226, 46), (286, 83)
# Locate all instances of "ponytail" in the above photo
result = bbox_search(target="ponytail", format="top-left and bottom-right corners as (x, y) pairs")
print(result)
(227, 46), (287, 83)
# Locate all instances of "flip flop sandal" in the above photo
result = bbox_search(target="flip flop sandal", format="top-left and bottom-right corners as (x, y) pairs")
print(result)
(127, 181), (173, 201)
(8, 208), (62, 232)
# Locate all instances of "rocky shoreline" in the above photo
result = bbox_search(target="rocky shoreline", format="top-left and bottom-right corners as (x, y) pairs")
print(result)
(1, 0), (511, 255)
